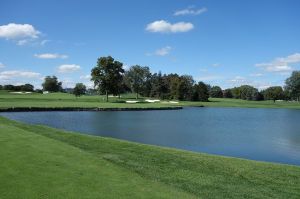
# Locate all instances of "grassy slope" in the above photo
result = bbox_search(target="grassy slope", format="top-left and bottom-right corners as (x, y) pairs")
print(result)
(1, 117), (299, 198)
(0, 117), (195, 199)
(0, 90), (300, 109)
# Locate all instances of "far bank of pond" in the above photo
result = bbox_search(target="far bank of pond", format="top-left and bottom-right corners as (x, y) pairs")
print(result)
(1, 107), (300, 166)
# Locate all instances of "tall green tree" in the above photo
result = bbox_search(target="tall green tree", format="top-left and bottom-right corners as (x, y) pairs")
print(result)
(91, 56), (124, 102)
(73, 83), (86, 97)
(263, 86), (284, 102)
(42, 76), (62, 92)
(223, 89), (233, 98)
(285, 71), (300, 101)
(125, 65), (151, 99)
(177, 75), (194, 100)
(192, 82), (209, 102)
(239, 85), (258, 100)
(210, 86), (223, 98)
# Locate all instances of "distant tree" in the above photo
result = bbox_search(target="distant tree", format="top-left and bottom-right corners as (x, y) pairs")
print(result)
(20, 84), (34, 92)
(253, 91), (264, 101)
(91, 56), (124, 102)
(263, 86), (284, 102)
(239, 85), (258, 100)
(149, 72), (169, 99)
(231, 87), (241, 99)
(0, 85), (2, 90)
(167, 73), (181, 99)
(192, 82), (209, 101)
(35, 89), (43, 93)
(177, 75), (194, 100)
(223, 89), (233, 98)
(3, 84), (15, 91)
(285, 71), (300, 101)
(42, 76), (62, 92)
(124, 65), (151, 99)
(210, 86), (223, 98)
(73, 83), (86, 97)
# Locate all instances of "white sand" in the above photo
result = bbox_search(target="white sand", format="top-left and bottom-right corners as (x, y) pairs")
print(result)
(10, 92), (32, 94)
(126, 100), (139, 103)
(145, 99), (160, 103)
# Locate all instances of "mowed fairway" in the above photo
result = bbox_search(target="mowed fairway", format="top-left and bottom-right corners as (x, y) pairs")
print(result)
(1, 90), (300, 109)
(0, 116), (300, 198)
(0, 117), (195, 198)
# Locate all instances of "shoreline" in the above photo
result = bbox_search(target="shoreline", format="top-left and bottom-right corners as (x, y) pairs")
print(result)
(0, 106), (183, 112)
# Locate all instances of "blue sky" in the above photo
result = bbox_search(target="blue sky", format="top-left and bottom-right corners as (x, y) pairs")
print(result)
(0, 0), (300, 89)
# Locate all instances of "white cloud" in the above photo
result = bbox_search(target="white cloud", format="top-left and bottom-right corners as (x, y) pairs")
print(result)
(0, 23), (41, 45)
(34, 53), (68, 59)
(0, 62), (5, 69)
(146, 20), (194, 33)
(174, 7), (207, 16)
(228, 76), (247, 83)
(155, 46), (172, 56)
(0, 70), (41, 80)
(249, 73), (263, 77)
(40, 40), (50, 46)
(212, 63), (220, 67)
(58, 64), (80, 73)
(80, 75), (91, 80)
(255, 53), (300, 72)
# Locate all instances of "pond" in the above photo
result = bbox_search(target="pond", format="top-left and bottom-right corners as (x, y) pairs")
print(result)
(1, 107), (300, 166)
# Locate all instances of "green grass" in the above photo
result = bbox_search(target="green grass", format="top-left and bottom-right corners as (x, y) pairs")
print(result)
(1, 116), (299, 198)
(1, 90), (300, 109)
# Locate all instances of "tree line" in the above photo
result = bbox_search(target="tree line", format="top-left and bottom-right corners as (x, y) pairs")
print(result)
(1, 56), (300, 102)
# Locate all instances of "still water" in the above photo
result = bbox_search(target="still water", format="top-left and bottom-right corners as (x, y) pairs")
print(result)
(1, 107), (300, 165)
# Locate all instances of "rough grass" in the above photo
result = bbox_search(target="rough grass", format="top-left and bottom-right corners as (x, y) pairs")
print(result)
(1, 116), (299, 198)
(0, 90), (300, 109)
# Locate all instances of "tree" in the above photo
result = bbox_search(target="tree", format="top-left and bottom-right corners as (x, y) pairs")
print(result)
(177, 75), (194, 100)
(42, 76), (62, 92)
(223, 89), (233, 98)
(73, 83), (86, 97)
(253, 91), (264, 101)
(210, 86), (223, 98)
(192, 82), (209, 101)
(239, 85), (258, 100)
(20, 84), (34, 92)
(91, 56), (125, 102)
(231, 87), (241, 99)
(285, 71), (300, 101)
(263, 86), (284, 102)
(125, 65), (151, 99)
(3, 84), (15, 91)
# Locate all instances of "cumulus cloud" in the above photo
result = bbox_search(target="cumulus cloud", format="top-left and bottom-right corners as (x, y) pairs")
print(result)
(174, 7), (207, 16)
(58, 64), (80, 73)
(146, 20), (194, 33)
(0, 23), (41, 45)
(255, 53), (300, 72)
(34, 53), (68, 59)
(0, 70), (41, 80)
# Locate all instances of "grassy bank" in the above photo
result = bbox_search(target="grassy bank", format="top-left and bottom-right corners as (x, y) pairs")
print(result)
(0, 116), (299, 198)
(1, 90), (300, 109)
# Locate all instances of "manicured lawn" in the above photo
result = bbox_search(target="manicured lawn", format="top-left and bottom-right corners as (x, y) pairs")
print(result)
(1, 116), (299, 198)
(0, 90), (300, 109)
